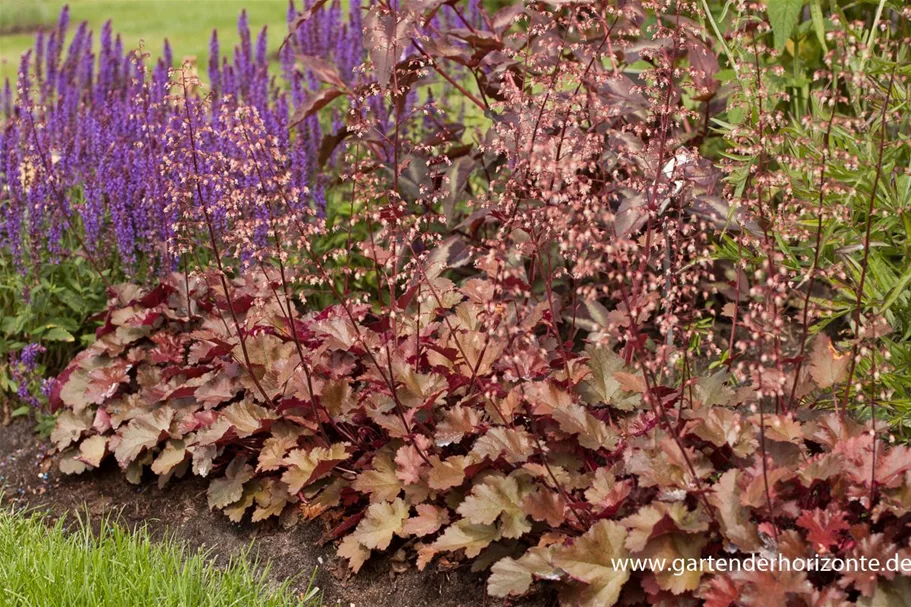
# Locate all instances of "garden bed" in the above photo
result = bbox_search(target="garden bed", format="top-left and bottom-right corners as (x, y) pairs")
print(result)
(0, 419), (549, 607)
(4, 0), (911, 604)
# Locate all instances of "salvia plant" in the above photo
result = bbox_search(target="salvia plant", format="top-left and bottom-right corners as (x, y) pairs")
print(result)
(0, 0), (491, 276)
(0, 0), (366, 276)
(1, 0), (365, 408)
(5, 0), (911, 605)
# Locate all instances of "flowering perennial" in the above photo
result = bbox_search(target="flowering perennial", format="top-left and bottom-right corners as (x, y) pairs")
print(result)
(1, 2), (356, 271)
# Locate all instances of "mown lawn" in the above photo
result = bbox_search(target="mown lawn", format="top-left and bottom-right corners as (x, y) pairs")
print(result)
(0, 507), (321, 607)
(0, 0), (294, 81)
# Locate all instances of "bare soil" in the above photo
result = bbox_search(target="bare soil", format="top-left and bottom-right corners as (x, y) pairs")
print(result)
(0, 419), (553, 607)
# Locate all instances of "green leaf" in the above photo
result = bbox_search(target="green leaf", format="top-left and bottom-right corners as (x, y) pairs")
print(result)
(0, 316), (17, 334)
(42, 326), (75, 342)
(809, 0), (826, 49)
(766, 0), (805, 50)
(881, 263), (911, 314)
(11, 405), (31, 418)
(47, 317), (79, 331)
(34, 413), (57, 438)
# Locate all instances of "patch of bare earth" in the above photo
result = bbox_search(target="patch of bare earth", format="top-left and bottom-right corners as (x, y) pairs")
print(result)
(0, 419), (553, 606)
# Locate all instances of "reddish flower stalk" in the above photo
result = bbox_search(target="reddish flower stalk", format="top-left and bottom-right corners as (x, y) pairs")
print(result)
(178, 73), (271, 405)
(786, 74), (839, 412)
(839, 67), (897, 417)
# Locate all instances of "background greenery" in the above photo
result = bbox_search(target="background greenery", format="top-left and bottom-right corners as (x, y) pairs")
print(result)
(709, 0), (911, 430)
(0, 507), (321, 606)
(0, 0), (294, 81)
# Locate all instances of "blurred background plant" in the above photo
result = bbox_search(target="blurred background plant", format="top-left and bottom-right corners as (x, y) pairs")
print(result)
(0, 0), (50, 37)
(709, 0), (911, 432)
(0, 0), (292, 81)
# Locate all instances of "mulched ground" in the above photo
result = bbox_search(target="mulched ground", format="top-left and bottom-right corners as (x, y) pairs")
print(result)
(0, 419), (553, 607)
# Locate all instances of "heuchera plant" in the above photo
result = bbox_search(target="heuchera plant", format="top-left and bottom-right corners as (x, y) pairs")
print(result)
(37, 0), (911, 605)
(49, 270), (911, 606)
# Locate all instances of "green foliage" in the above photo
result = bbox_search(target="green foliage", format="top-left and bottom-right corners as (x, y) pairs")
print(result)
(765, 0), (805, 49)
(713, 0), (911, 430)
(0, 252), (108, 421)
(0, 507), (321, 606)
(0, 0), (292, 81)
(0, 256), (106, 351)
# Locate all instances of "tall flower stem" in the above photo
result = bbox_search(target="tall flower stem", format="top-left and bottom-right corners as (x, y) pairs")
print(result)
(839, 67), (896, 417)
(179, 73), (271, 405)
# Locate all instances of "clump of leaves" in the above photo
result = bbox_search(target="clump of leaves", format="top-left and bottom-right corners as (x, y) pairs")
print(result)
(0, 249), (108, 427)
(51, 270), (911, 605)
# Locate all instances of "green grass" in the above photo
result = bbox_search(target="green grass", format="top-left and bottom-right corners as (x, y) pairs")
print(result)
(0, 0), (294, 81)
(0, 0), (51, 36)
(0, 507), (321, 607)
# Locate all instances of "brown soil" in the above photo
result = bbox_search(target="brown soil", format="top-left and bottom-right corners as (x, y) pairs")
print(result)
(0, 419), (553, 607)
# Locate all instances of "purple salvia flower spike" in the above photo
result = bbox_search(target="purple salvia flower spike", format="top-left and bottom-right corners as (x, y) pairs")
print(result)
(209, 30), (221, 96)
(1, 78), (11, 117)
(34, 29), (45, 83)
